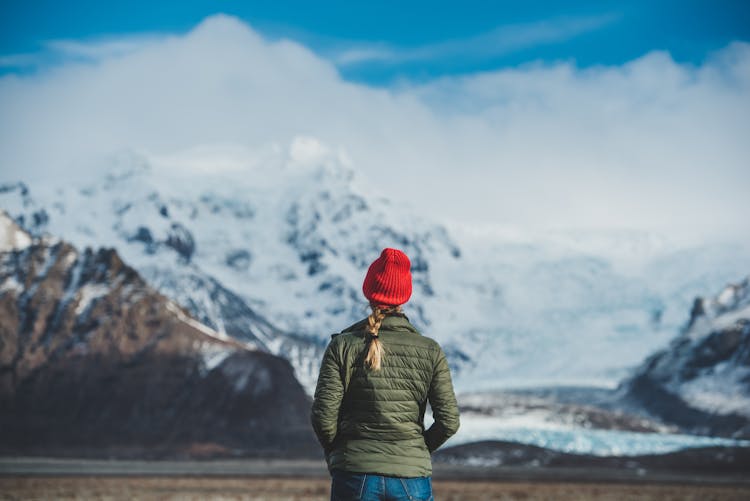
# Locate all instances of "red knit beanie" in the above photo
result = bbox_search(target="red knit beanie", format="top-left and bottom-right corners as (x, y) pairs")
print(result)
(362, 248), (412, 306)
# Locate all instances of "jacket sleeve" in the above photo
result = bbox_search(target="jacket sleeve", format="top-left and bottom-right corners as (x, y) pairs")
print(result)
(424, 346), (460, 453)
(310, 339), (344, 455)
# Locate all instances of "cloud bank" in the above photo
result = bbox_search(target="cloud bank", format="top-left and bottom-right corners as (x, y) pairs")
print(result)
(0, 14), (748, 241)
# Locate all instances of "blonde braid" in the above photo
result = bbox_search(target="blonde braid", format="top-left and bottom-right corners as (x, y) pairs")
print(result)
(364, 304), (401, 370)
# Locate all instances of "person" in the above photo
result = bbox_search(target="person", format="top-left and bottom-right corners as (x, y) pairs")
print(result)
(311, 247), (460, 501)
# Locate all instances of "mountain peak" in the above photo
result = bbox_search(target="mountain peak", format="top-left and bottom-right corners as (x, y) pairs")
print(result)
(685, 277), (750, 341)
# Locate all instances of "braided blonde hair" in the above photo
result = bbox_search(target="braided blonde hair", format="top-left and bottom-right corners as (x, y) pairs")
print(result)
(364, 304), (402, 371)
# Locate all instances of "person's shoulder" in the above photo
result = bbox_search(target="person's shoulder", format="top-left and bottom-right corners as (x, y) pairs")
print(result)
(421, 333), (441, 348)
(329, 318), (368, 347)
(339, 317), (369, 335)
(392, 320), (442, 351)
(413, 332), (443, 352)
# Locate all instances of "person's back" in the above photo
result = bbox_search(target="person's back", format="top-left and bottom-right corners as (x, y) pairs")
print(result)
(311, 248), (460, 500)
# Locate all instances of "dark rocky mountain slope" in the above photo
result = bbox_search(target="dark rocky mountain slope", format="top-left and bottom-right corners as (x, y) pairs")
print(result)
(621, 277), (750, 439)
(0, 212), (318, 458)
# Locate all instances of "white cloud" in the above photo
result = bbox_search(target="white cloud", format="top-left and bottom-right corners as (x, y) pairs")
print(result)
(45, 35), (165, 60)
(334, 14), (619, 65)
(0, 34), (164, 69)
(0, 14), (748, 242)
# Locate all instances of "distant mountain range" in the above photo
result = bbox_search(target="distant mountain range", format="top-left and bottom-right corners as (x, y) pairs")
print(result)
(1, 138), (749, 462)
(1, 206), (748, 461)
(3, 139), (748, 394)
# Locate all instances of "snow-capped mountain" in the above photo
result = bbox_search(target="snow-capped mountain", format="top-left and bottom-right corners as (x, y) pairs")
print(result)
(0, 212), (317, 458)
(0, 138), (464, 391)
(623, 278), (750, 438)
(2, 137), (749, 393)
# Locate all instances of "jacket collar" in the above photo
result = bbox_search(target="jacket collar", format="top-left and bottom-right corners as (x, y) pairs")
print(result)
(380, 313), (420, 334)
(338, 312), (420, 336)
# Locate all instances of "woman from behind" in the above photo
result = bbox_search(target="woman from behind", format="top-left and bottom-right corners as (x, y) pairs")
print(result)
(311, 248), (460, 501)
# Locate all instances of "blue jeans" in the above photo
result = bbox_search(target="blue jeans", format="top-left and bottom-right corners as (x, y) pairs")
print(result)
(330, 470), (433, 501)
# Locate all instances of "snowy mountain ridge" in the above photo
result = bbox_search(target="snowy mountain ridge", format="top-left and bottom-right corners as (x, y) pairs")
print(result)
(2, 137), (749, 392)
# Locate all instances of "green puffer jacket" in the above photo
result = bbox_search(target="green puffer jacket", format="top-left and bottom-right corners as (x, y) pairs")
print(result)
(310, 313), (460, 477)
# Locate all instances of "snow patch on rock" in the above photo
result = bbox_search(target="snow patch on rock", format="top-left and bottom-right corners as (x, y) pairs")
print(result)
(166, 300), (228, 342)
(0, 276), (23, 295)
(198, 342), (234, 374)
(679, 363), (750, 417)
(0, 211), (32, 252)
(75, 283), (110, 316)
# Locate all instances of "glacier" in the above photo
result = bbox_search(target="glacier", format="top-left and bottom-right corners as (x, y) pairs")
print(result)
(447, 416), (750, 457)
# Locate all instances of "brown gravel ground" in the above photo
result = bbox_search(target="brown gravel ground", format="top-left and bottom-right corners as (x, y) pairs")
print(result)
(1, 476), (749, 501)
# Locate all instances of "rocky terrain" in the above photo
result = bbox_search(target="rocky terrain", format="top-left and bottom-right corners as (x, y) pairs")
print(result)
(0, 212), (318, 458)
(620, 278), (750, 439)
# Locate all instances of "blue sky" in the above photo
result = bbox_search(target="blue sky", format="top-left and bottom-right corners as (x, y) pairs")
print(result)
(2, 0), (749, 83)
